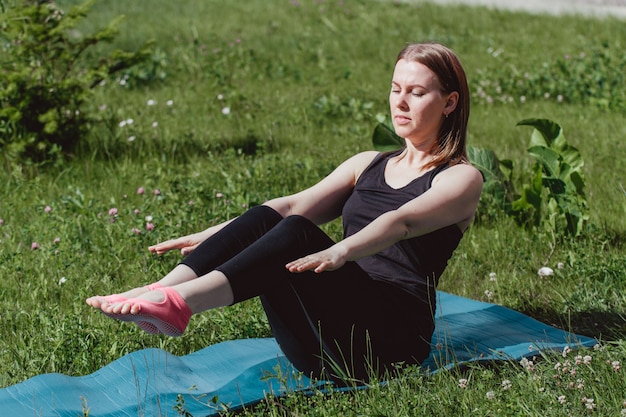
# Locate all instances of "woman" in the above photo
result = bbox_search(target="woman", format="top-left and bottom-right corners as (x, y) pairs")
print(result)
(87, 42), (483, 383)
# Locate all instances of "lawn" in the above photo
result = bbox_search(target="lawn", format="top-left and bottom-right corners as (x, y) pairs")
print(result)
(0, 0), (624, 415)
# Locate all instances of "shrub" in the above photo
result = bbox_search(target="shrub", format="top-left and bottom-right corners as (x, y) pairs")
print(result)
(0, 0), (152, 163)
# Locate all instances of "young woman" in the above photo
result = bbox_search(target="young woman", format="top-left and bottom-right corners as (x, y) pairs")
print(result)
(87, 42), (483, 383)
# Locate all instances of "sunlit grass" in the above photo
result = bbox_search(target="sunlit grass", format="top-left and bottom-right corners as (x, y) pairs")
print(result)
(0, 0), (625, 415)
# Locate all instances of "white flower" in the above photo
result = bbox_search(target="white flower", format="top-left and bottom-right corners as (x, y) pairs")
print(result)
(458, 378), (468, 389)
(501, 379), (512, 390)
(152, 121), (158, 128)
(166, 100), (174, 106)
(558, 395), (567, 405)
(562, 346), (572, 357)
(538, 266), (554, 277)
(147, 99), (156, 106)
(221, 107), (231, 115)
(58, 277), (67, 285)
(486, 391), (495, 400)
(557, 262), (564, 269)
(217, 94), (224, 100)
(489, 272), (497, 281)
(126, 118), (134, 125)
(128, 136), (136, 142)
(119, 120), (127, 128)
(145, 215), (153, 222)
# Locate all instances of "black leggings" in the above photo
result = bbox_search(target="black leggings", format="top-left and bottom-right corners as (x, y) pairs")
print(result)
(180, 205), (433, 382)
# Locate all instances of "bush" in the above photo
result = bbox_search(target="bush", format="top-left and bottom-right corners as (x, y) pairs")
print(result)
(0, 0), (152, 163)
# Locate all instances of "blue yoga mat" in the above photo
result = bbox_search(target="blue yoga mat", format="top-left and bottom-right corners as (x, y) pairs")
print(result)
(0, 292), (596, 417)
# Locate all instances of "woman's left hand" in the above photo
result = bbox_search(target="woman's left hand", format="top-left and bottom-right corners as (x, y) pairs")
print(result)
(286, 245), (347, 274)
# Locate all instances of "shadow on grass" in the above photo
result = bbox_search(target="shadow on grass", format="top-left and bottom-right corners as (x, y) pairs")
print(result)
(521, 307), (626, 342)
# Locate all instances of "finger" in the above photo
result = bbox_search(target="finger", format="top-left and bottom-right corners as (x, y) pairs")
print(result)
(181, 244), (199, 256)
(149, 239), (184, 253)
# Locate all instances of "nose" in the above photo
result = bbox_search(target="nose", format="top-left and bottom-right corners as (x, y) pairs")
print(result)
(392, 93), (409, 111)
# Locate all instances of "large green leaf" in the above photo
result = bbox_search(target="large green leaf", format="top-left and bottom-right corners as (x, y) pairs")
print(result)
(517, 118), (562, 148)
(467, 146), (499, 180)
(372, 122), (404, 152)
(528, 145), (561, 179)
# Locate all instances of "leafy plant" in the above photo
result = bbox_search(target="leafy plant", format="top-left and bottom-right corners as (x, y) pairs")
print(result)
(371, 117), (589, 236)
(0, 0), (152, 163)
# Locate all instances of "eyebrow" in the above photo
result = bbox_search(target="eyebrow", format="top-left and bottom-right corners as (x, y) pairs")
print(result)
(391, 81), (428, 89)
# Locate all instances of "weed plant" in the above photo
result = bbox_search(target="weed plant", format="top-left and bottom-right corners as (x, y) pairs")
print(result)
(0, 0), (624, 415)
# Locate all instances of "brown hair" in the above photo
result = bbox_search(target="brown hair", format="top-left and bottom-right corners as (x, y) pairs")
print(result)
(396, 43), (470, 168)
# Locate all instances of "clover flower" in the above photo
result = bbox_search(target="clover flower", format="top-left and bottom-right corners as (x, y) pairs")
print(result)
(137, 187), (145, 195)
(145, 222), (155, 231)
(58, 277), (67, 285)
(486, 391), (495, 400)
(562, 346), (572, 357)
(582, 397), (596, 410)
(538, 266), (554, 277)
(31, 242), (39, 250)
(612, 361), (621, 372)
(44, 205), (52, 213)
(501, 379), (512, 390)
(458, 378), (468, 389)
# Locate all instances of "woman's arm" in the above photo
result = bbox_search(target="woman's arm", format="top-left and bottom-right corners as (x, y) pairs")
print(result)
(149, 151), (379, 256)
(286, 163), (483, 273)
(148, 219), (236, 255)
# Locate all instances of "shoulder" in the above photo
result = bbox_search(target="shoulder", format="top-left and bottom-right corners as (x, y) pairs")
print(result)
(433, 162), (483, 193)
(338, 150), (380, 176)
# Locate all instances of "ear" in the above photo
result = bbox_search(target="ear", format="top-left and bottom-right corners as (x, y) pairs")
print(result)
(444, 91), (459, 117)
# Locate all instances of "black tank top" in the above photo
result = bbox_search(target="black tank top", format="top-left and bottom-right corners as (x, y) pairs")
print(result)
(342, 150), (463, 305)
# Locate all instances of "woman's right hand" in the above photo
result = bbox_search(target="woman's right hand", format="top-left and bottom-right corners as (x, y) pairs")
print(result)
(148, 232), (206, 256)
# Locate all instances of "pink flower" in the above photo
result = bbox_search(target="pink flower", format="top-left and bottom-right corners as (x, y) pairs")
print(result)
(134, 209), (140, 215)
(108, 208), (118, 216)
(44, 205), (52, 213)
(131, 228), (141, 235)
(137, 187), (145, 195)
(145, 222), (155, 231)
(216, 192), (223, 198)
(31, 242), (39, 250)
(154, 189), (161, 196)
(53, 237), (61, 244)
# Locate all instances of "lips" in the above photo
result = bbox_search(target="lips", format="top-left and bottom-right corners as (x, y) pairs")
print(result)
(394, 115), (411, 125)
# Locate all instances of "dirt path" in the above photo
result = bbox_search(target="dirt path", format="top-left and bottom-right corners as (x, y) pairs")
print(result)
(400, 0), (626, 19)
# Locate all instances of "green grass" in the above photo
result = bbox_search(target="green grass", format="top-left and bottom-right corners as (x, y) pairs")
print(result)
(1, 0), (625, 415)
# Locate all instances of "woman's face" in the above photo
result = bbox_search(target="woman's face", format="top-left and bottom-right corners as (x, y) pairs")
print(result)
(389, 59), (456, 147)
